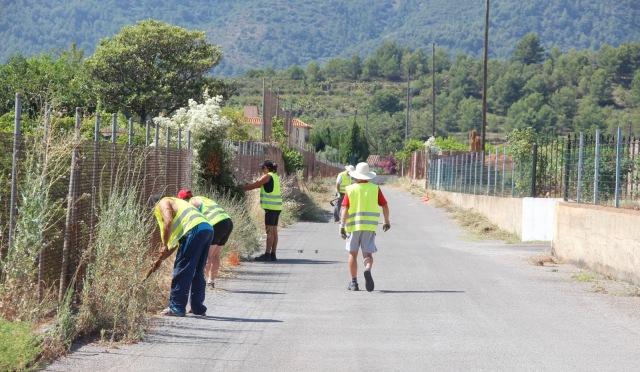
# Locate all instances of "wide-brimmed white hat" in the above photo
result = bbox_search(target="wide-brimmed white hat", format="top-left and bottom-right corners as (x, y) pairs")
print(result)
(345, 165), (355, 172)
(349, 162), (376, 180)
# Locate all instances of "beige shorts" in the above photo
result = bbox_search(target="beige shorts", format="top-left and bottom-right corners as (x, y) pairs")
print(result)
(346, 231), (377, 254)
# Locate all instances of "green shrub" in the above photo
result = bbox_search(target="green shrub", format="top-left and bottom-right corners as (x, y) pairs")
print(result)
(0, 319), (41, 371)
(282, 147), (304, 174)
(76, 186), (163, 342)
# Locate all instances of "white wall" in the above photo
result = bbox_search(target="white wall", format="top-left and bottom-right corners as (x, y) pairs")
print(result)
(521, 198), (559, 241)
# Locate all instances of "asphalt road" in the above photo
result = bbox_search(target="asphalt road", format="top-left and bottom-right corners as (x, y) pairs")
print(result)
(47, 187), (640, 371)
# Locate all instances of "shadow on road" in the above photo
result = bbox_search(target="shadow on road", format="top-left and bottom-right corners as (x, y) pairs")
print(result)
(201, 315), (283, 323)
(227, 290), (285, 295)
(274, 258), (339, 265)
(377, 290), (465, 294)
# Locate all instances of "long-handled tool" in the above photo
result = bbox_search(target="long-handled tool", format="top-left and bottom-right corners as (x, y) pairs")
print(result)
(143, 248), (174, 281)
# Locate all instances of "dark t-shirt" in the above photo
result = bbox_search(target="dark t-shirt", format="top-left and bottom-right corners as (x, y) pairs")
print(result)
(263, 175), (274, 193)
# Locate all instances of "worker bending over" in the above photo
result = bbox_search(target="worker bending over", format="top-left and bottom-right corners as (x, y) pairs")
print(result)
(150, 195), (213, 316)
(177, 189), (234, 289)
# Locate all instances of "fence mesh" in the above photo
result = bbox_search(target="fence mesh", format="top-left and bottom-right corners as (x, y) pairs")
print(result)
(421, 131), (640, 209)
(2, 129), (342, 293)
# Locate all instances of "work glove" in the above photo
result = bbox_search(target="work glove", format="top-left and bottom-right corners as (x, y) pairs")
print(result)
(340, 227), (348, 240)
(383, 223), (391, 232)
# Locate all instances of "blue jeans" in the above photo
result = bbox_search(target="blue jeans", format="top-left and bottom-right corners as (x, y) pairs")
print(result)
(169, 222), (214, 315)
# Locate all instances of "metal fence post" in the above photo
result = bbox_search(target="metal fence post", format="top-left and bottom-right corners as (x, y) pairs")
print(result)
(38, 104), (51, 300)
(479, 151), (484, 194)
(145, 120), (150, 146)
(563, 136), (571, 201)
(154, 121), (160, 147)
(487, 151), (491, 195)
(59, 107), (81, 301)
(501, 146), (506, 196)
(111, 113), (117, 144)
(494, 147), (498, 196)
(614, 126), (622, 207)
(576, 132), (584, 202)
(127, 117), (133, 147)
(531, 143), (538, 197)
(187, 130), (192, 150)
(90, 113), (100, 248)
(110, 113), (117, 189)
(166, 125), (170, 191)
(461, 154), (466, 192)
(7, 93), (21, 254)
(511, 156), (515, 197)
(473, 152), (478, 194)
(177, 128), (182, 188)
(593, 129), (600, 204)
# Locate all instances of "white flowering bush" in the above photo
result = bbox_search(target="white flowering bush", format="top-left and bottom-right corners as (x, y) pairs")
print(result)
(153, 92), (237, 190)
(425, 136), (441, 155)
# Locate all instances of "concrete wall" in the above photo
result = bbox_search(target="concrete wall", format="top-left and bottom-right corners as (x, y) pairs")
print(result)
(553, 202), (640, 285)
(522, 198), (560, 241)
(434, 191), (523, 238)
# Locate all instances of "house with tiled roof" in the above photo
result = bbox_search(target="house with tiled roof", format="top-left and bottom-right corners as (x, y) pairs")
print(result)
(243, 106), (313, 148)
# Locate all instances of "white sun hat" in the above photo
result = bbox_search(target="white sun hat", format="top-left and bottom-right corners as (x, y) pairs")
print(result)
(345, 165), (355, 172)
(349, 162), (377, 180)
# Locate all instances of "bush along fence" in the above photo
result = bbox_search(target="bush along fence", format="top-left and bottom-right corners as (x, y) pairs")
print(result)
(0, 94), (194, 302)
(417, 128), (640, 209)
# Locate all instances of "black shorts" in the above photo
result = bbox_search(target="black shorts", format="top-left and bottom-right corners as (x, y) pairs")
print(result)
(212, 218), (233, 246)
(264, 210), (281, 226)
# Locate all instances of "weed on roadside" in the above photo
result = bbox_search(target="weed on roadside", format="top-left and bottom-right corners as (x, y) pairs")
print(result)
(573, 271), (596, 282)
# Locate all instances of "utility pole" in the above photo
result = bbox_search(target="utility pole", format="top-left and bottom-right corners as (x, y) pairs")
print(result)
(481, 0), (490, 158)
(405, 69), (411, 142)
(432, 42), (436, 137)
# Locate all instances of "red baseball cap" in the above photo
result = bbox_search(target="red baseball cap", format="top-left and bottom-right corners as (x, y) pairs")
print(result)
(177, 189), (193, 200)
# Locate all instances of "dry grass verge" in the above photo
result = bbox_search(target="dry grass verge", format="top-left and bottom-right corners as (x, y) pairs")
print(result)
(427, 192), (520, 244)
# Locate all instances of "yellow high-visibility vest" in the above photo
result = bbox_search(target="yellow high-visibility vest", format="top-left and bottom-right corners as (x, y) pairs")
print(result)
(338, 171), (352, 194)
(154, 197), (209, 249)
(260, 172), (283, 211)
(196, 196), (231, 226)
(345, 182), (381, 233)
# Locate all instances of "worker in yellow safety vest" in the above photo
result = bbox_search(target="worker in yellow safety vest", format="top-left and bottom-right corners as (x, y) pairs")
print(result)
(334, 165), (355, 222)
(339, 162), (391, 292)
(149, 195), (214, 317)
(177, 189), (234, 289)
(243, 160), (282, 262)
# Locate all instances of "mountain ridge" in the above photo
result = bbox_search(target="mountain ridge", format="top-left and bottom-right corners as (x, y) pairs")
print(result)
(1, 0), (638, 75)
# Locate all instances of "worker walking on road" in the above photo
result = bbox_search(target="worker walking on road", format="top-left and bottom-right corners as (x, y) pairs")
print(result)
(340, 162), (390, 292)
(243, 160), (282, 262)
(149, 195), (213, 317)
(334, 165), (355, 222)
(177, 189), (234, 289)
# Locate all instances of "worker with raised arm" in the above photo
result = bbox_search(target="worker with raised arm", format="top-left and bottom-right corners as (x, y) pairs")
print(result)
(334, 165), (355, 222)
(243, 160), (282, 262)
(149, 195), (213, 317)
(340, 162), (391, 292)
(177, 189), (234, 289)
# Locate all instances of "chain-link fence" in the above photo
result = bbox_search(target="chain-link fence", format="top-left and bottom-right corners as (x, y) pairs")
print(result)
(424, 129), (640, 209)
(428, 148), (519, 197)
(0, 100), (193, 298)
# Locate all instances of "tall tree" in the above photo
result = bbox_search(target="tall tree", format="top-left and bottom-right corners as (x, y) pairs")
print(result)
(86, 20), (222, 121)
(513, 33), (545, 65)
(342, 120), (369, 164)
